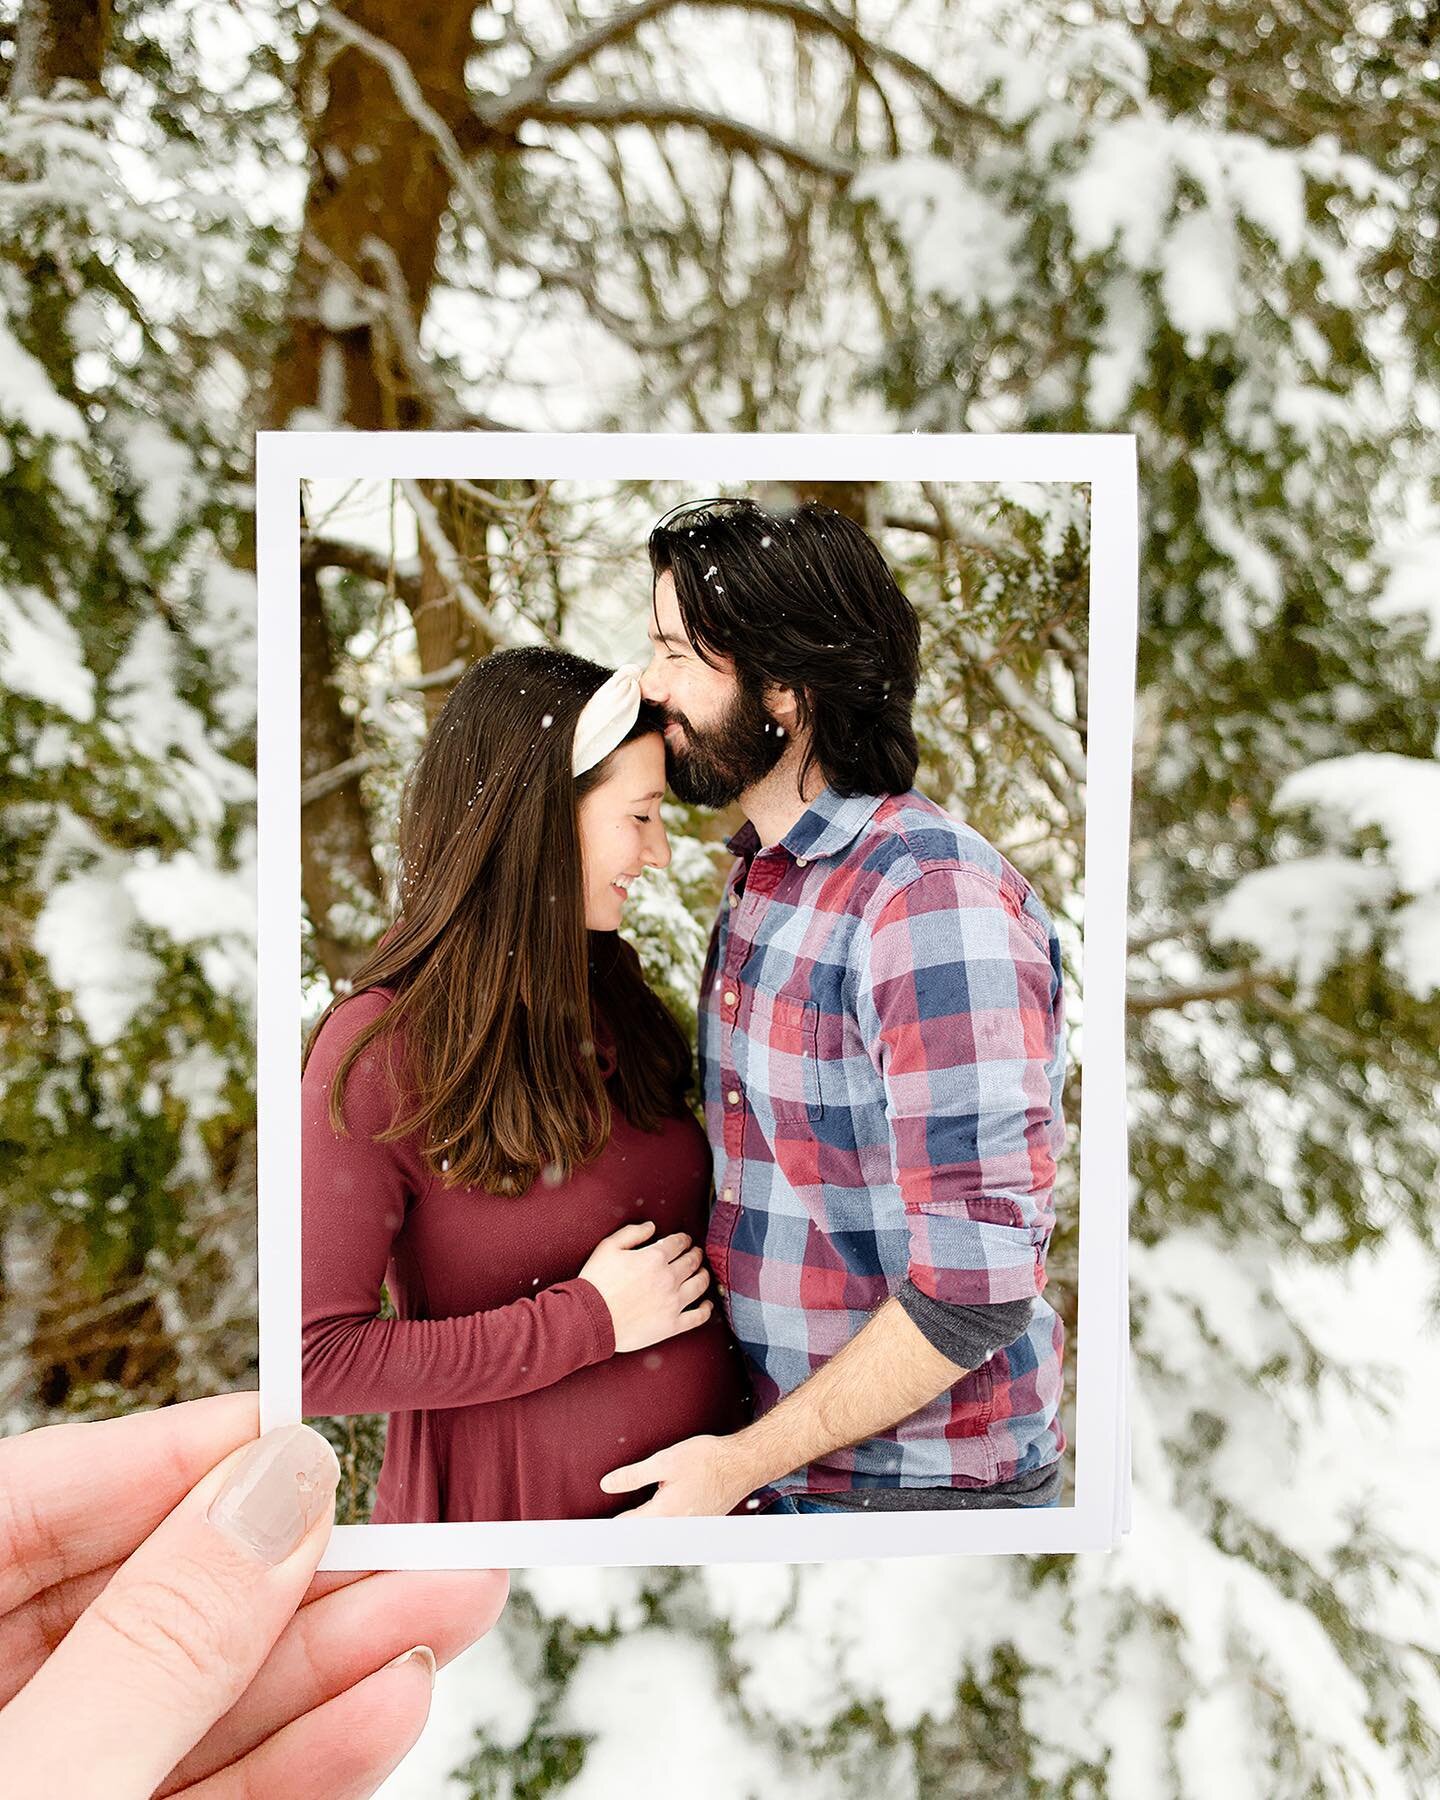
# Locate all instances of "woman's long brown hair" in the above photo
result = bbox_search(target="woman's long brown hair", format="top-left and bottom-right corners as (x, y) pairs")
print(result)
(303, 646), (693, 1197)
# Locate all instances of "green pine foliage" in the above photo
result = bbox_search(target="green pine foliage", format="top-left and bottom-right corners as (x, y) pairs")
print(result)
(1, 26), (269, 1401)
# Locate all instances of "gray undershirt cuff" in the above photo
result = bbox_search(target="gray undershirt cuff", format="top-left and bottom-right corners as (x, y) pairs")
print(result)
(897, 1282), (1036, 1367)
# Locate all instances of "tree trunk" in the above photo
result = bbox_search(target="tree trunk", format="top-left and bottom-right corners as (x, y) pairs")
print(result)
(758, 480), (878, 527)
(413, 481), (494, 723)
(11, 0), (109, 98)
(273, 0), (484, 979)
(265, 0), (480, 436)
(300, 560), (386, 978)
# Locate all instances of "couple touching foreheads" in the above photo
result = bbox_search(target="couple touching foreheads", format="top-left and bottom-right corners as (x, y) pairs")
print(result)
(301, 497), (1068, 1520)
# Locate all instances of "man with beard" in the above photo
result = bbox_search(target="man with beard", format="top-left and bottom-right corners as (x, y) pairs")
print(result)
(600, 497), (1067, 1517)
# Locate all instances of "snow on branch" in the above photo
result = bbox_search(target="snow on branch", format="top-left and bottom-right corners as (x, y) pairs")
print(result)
(399, 478), (502, 637)
(302, 528), (421, 609)
(920, 485), (1087, 783)
(1211, 755), (1440, 998)
(400, 478), (556, 653)
(1372, 528), (1440, 658)
(1210, 854), (1396, 1000)
(300, 751), (379, 809)
(1277, 754), (1440, 896)
(966, 631), (1087, 783)
(1192, 751), (1440, 1009)
(383, 657), (467, 695)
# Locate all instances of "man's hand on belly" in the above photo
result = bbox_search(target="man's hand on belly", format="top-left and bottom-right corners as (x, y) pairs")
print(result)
(599, 1299), (968, 1513)
(598, 1433), (754, 1517)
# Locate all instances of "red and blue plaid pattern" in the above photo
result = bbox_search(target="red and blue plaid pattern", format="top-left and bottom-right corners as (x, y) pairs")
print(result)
(699, 787), (1067, 1497)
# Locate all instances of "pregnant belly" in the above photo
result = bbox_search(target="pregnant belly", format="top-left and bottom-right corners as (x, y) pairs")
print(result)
(438, 1316), (753, 1521)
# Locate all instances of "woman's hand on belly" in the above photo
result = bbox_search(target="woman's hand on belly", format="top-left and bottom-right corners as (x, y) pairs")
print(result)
(578, 1220), (714, 1354)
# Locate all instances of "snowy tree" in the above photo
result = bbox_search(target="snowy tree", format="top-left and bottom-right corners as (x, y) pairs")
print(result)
(3, 0), (1438, 1794)
(0, 0), (281, 1413)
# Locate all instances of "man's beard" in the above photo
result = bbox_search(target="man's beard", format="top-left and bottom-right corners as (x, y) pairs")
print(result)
(664, 679), (789, 808)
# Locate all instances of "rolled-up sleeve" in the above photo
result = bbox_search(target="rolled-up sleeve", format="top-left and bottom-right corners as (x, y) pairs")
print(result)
(857, 867), (1065, 1307)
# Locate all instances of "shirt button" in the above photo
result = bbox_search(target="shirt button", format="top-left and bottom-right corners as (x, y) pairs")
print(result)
(728, 892), (738, 908)
(727, 1089), (741, 1105)
(795, 856), (808, 866)
(722, 1186), (733, 1202)
(723, 989), (738, 1006)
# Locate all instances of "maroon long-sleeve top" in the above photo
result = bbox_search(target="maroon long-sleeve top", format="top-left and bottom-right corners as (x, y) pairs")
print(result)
(302, 987), (751, 1521)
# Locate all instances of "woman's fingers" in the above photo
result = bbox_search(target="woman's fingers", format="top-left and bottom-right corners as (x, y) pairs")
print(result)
(157, 1569), (508, 1794)
(0, 1393), (259, 1613)
(656, 1231), (693, 1261)
(0, 1423), (339, 1798)
(177, 1646), (437, 1800)
(675, 1299), (714, 1333)
(302, 1570), (382, 1605)
(0, 1559), (122, 1711)
(677, 1269), (711, 1306)
(0, 1558), (374, 1713)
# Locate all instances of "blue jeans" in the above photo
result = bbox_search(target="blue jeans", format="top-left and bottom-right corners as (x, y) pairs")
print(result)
(767, 1494), (854, 1514)
(768, 1492), (1061, 1513)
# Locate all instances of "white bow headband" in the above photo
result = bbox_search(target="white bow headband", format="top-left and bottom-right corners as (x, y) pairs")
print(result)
(571, 663), (645, 776)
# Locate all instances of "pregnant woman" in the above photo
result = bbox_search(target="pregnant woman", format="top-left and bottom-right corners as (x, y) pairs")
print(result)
(301, 646), (751, 1521)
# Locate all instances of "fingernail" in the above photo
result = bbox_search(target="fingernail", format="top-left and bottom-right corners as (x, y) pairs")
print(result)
(382, 1645), (437, 1687)
(207, 1424), (340, 1564)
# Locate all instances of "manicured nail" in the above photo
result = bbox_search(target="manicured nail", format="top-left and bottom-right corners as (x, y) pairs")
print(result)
(207, 1424), (340, 1564)
(382, 1645), (437, 1686)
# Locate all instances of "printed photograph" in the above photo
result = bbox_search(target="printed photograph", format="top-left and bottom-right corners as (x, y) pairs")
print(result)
(291, 472), (1093, 1527)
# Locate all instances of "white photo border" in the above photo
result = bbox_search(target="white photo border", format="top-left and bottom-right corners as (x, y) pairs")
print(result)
(256, 430), (1137, 1569)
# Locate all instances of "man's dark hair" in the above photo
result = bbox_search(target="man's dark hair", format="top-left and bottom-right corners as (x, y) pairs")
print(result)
(647, 497), (920, 797)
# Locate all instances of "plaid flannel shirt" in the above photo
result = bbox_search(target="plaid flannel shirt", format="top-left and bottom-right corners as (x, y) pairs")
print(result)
(699, 786), (1067, 1497)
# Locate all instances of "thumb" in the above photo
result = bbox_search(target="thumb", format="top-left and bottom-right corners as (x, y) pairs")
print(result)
(0, 1421), (340, 1799)
(607, 1219), (657, 1248)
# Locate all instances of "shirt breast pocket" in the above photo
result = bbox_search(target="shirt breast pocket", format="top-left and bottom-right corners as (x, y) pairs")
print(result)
(743, 984), (823, 1125)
